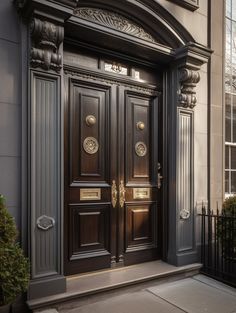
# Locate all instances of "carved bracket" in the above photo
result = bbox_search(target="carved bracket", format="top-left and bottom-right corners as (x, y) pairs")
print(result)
(30, 18), (64, 72)
(37, 215), (55, 231)
(178, 68), (200, 109)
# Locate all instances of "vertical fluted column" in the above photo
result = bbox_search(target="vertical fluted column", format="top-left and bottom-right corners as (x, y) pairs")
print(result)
(167, 57), (203, 266)
(28, 17), (66, 299)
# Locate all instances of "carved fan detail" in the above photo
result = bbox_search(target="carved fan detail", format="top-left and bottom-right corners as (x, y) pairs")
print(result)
(74, 7), (157, 44)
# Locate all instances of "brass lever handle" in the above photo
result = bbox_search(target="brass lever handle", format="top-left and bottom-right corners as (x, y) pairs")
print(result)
(111, 180), (118, 208)
(119, 180), (126, 208)
(157, 163), (163, 189)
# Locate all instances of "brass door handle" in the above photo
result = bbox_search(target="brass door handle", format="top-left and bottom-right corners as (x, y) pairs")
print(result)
(157, 162), (163, 189)
(119, 180), (126, 208)
(111, 180), (118, 208)
(157, 173), (163, 189)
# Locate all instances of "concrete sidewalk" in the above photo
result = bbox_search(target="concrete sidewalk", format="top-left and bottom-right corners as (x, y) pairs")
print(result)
(64, 275), (236, 313)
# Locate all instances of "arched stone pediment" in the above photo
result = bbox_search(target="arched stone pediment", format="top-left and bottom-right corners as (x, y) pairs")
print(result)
(74, 7), (158, 44)
(74, 0), (195, 49)
(15, 0), (210, 56)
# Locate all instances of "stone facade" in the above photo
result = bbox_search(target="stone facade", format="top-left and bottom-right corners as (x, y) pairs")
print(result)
(0, 0), (224, 301)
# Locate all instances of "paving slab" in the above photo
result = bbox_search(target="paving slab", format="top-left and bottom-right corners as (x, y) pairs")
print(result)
(66, 291), (185, 313)
(147, 277), (236, 313)
(193, 274), (236, 297)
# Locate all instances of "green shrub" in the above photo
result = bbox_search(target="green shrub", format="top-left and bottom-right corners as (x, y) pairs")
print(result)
(0, 195), (30, 305)
(0, 244), (30, 305)
(0, 195), (17, 245)
(218, 196), (236, 261)
(222, 196), (236, 215)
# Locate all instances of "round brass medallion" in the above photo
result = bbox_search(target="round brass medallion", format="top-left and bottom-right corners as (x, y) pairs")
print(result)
(135, 142), (147, 157)
(83, 137), (99, 154)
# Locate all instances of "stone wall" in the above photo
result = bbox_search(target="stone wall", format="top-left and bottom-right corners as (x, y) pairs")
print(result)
(209, 0), (225, 208)
(0, 0), (21, 229)
(159, 0), (225, 210)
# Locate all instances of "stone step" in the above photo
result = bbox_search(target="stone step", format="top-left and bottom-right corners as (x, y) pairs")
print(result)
(29, 261), (202, 313)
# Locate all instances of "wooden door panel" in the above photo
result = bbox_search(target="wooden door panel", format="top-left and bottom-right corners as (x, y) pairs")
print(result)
(69, 79), (110, 185)
(65, 76), (116, 275)
(125, 93), (151, 185)
(69, 204), (110, 259)
(125, 203), (156, 249)
(120, 88), (161, 266)
(123, 201), (159, 265)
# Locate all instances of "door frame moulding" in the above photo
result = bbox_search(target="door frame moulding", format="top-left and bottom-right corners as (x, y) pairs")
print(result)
(15, 0), (212, 300)
(63, 64), (160, 96)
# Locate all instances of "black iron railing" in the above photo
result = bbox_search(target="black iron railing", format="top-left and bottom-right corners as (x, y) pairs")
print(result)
(200, 206), (236, 287)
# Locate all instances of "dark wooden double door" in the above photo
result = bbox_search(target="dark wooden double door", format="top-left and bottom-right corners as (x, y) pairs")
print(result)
(64, 71), (161, 275)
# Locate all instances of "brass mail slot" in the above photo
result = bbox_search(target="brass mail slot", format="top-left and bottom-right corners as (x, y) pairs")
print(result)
(133, 188), (150, 200)
(80, 188), (101, 201)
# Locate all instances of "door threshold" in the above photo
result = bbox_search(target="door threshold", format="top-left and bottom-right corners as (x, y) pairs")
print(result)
(67, 261), (147, 280)
(27, 261), (202, 311)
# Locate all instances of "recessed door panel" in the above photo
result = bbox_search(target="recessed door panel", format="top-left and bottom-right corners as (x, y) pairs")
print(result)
(69, 204), (110, 258)
(69, 80), (110, 185)
(126, 203), (154, 247)
(126, 93), (151, 184)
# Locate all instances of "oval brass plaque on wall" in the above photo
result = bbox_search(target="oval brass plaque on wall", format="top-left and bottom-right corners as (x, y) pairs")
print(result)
(135, 142), (147, 157)
(83, 137), (99, 154)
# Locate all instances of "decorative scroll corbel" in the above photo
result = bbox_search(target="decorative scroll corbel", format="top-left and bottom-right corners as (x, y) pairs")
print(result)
(30, 18), (64, 72)
(179, 68), (200, 109)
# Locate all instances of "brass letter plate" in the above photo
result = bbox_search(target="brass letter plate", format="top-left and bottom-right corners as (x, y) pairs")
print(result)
(133, 188), (150, 200)
(80, 188), (101, 201)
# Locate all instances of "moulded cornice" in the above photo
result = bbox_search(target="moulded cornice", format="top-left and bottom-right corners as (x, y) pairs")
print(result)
(174, 42), (213, 67)
(54, 0), (78, 8)
(15, 0), (78, 9)
(14, 0), (75, 22)
(166, 0), (199, 12)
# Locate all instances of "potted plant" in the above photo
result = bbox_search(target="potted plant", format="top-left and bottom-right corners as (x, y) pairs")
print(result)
(0, 195), (29, 313)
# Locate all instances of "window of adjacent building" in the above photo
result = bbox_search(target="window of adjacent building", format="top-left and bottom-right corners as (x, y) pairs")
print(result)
(225, 0), (236, 195)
